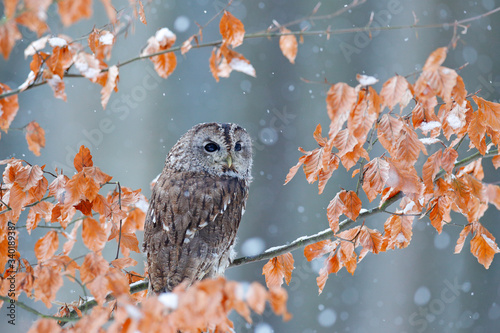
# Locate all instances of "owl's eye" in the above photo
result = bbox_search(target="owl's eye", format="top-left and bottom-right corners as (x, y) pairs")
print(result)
(235, 142), (242, 151)
(204, 142), (220, 152)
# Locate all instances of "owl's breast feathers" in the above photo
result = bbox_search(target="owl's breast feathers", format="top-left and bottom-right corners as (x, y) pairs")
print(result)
(143, 170), (248, 293)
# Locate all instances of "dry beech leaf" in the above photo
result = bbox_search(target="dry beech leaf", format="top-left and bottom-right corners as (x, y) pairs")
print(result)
(279, 27), (298, 64)
(74, 145), (93, 172)
(100, 65), (119, 109)
(142, 28), (177, 79)
(219, 11), (245, 48)
(58, 0), (93, 27)
(0, 83), (19, 131)
(0, 20), (22, 59)
(138, 0), (147, 25)
(34, 230), (59, 262)
(262, 253), (294, 289)
(25, 121), (46, 156)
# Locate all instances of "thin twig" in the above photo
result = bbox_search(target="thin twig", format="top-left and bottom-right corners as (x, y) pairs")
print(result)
(0, 295), (79, 323)
(2, 6), (500, 100)
(115, 182), (123, 260)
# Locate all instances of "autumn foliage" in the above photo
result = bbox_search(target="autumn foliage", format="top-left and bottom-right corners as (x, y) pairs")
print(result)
(272, 47), (500, 293)
(1, 1), (500, 331)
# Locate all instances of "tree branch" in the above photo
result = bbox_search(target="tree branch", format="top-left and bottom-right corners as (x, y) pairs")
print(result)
(0, 295), (79, 323)
(2, 6), (500, 100)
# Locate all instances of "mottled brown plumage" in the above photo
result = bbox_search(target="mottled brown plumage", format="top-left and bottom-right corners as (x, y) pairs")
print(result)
(143, 123), (252, 294)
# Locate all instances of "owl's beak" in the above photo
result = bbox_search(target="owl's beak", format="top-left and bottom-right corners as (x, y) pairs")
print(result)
(226, 155), (233, 168)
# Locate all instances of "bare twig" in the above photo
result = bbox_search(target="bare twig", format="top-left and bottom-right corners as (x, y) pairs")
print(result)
(0, 295), (79, 323)
(2, 6), (500, 100)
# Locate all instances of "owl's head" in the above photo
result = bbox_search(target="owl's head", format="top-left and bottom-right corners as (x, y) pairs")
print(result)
(166, 122), (253, 179)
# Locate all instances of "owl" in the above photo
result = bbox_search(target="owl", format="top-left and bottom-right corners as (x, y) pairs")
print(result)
(143, 122), (253, 295)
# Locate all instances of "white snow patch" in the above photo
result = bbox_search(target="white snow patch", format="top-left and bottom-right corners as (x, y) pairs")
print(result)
(18, 71), (36, 91)
(199, 221), (208, 228)
(482, 234), (500, 251)
(162, 224), (169, 232)
(24, 36), (49, 58)
(420, 137), (440, 145)
(357, 74), (378, 86)
(155, 28), (176, 43)
(48, 37), (68, 48)
(403, 200), (416, 214)
(447, 113), (463, 129)
(158, 292), (178, 309)
(125, 304), (143, 320)
(99, 31), (114, 45)
(395, 232), (407, 243)
(419, 121), (441, 131)
(135, 198), (149, 213)
(229, 58), (256, 77)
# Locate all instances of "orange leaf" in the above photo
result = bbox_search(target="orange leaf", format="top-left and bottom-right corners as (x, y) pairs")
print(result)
(486, 184), (500, 210)
(395, 123), (427, 166)
(339, 190), (362, 221)
(279, 27), (298, 64)
(454, 223), (472, 254)
(304, 240), (335, 261)
(25, 121), (46, 156)
(74, 145), (93, 172)
(28, 318), (62, 333)
(380, 75), (411, 111)
(468, 111), (487, 155)
(326, 83), (356, 137)
(262, 253), (294, 289)
(428, 196), (451, 234)
(423, 47), (448, 72)
(362, 158), (390, 202)
(111, 257), (138, 270)
(219, 11), (245, 48)
(358, 227), (383, 255)
(377, 114), (403, 155)
(44, 71), (67, 101)
(15, 11), (49, 36)
(138, 0), (147, 25)
(348, 89), (379, 144)
(386, 159), (423, 197)
(219, 43), (256, 77)
(382, 215), (413, 250)
(80, 252), (109, 284)
(0, 83), (19, 131)
(34, 231), (59, 261)
(58, 0), (93, 26)
(82, 218), (107, 252)
(246, 282), (267, 315)
(268, 287), (292, 321)
(100, 65), (119, 109)
(441, 147), (458, 175)
(422, 150), (442, 194)
(316, 252), (341, 294)
(142, 28), (177, 79)
(327, 193), (344, 233)
(0, 20), (22, 59)
(62, 220), (81, 255)
(470, 222), (500, 269)
(8, 182), (27, 220)
(473, 96), (500, 132)
(33, 265), (63, 308)
(332, 129), (357, 157)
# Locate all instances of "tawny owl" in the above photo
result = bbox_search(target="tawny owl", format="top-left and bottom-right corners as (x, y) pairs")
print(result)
(143, 122), (252, 295)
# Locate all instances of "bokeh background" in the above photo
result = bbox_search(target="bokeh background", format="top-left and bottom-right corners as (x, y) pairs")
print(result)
(1, 0), (500, 332)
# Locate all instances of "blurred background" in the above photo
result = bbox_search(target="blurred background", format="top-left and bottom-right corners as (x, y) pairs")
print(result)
(1, 0), (500, 332)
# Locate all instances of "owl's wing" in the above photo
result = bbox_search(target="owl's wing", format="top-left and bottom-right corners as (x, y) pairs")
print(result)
(143, 170), (248, 293)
